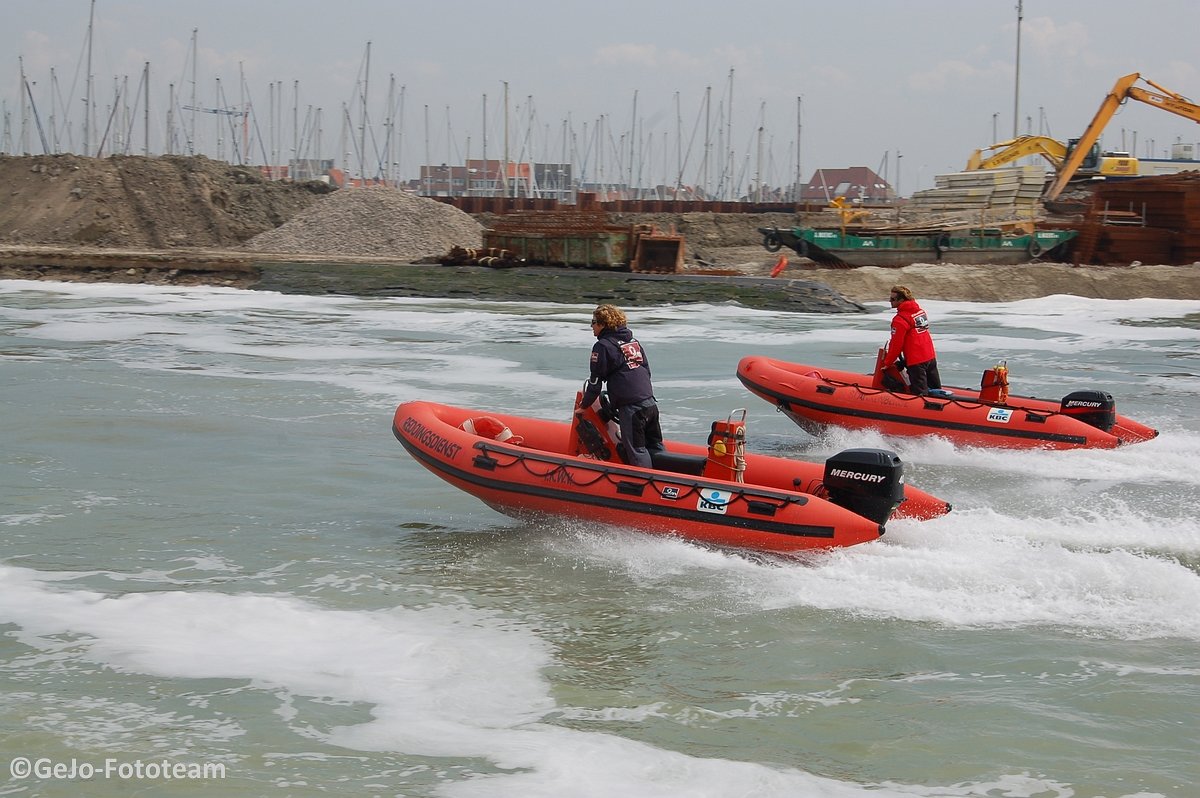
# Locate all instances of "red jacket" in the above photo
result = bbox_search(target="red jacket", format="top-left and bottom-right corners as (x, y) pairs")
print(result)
(884, 299), (936, 367)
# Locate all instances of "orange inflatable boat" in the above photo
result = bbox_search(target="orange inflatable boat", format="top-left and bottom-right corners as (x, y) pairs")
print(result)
(737, 353), (1159, 450)
(392, 395), (951, 554)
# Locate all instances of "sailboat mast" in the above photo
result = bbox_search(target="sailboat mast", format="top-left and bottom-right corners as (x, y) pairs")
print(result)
(293, 80), (300, 177)
(674, 91), (682, 196)
(501, 80), (511, 198)
(143, 62), (150, 156)
(795, 96), (802, 202)
(629, 89), (637, 195)
(84, 0), (95, 155)
(360, 42), (371, 184)
(423, 103), (430, 194)
(19, 56), (29, 154)
(703, 86), (710, 198)
(49, 67), (58, 152)
(755, 101), (764, 202)
(384, 76), (395, 185)
(726, 68), (734, 201)
(189, 29), (197, 155)
(396, 86), (405, 186)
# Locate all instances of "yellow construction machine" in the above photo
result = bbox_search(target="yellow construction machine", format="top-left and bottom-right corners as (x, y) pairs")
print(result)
(965, 135), (1137, 178)
(1043, 73), (1200, 201)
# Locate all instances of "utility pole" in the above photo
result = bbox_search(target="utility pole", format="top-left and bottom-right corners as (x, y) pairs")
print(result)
(481, 93), (488, 196)
(1012, 0), (1023, 138)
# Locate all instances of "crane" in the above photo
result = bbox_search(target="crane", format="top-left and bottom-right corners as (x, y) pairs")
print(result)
(181, 104), (247, 118)
(180, 104), (250, 162)
(1043, 73), (1200, 202)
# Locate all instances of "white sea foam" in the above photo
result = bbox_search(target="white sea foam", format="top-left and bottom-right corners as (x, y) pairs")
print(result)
(0, 562), (980, 797)
(561, 513), (1200, 641)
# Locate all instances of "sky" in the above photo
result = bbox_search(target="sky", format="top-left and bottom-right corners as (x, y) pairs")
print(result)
(2, 0), (1198, 195)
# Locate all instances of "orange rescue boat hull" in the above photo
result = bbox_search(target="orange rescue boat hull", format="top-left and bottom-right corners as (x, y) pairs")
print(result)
(737, 355), (1158, 450)
(393, 399), (951, 554)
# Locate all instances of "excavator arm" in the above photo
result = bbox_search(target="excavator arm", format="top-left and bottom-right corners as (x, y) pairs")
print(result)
(1044, 73), (1200, 201)
(1126, 85), (1200, 123)
(966, 135), (1067, 171)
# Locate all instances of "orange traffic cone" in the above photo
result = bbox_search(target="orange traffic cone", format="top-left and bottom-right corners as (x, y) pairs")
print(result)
(770, 254), (788, 278)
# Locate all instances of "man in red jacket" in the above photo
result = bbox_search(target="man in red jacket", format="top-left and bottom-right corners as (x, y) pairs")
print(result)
(882, 285), (942, 395)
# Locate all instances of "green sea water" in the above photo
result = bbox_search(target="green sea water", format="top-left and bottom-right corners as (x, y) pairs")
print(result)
(2, 281), (1197, 797)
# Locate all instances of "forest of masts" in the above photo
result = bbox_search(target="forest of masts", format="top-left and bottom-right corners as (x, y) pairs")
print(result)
(1, 19), (822, 204)
(2, 18), (820, 203)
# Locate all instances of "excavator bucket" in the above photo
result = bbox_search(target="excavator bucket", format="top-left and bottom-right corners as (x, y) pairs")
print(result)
(630, 224), (685, 273)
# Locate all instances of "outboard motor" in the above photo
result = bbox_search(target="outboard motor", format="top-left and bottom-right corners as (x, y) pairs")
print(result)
(1060, 390), (1116, 432)
(822, 448), (906, 525)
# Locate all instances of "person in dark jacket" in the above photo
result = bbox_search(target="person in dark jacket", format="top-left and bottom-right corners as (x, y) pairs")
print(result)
(882, 285), (943, 395)
(581, 304), (664, 467)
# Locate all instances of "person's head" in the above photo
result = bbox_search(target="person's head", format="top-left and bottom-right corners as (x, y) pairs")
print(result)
(889, 285), (914, 306)
(591, 304), (627, 334)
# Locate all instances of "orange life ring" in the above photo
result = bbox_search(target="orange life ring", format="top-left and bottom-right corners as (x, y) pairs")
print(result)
(461, 416), (523, 445)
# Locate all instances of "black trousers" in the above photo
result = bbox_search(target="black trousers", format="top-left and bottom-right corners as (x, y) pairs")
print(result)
(883, 359), (942, 395)
(617, 399), (664, 467)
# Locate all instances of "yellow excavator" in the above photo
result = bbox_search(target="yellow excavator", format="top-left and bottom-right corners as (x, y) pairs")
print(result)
(965, 135), (1137, 178)
(1043, 73), (1200, 201)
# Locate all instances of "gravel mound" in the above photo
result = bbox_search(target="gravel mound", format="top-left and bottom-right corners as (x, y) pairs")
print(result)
(244, 185), (482, 261)
(0, 153), (327, 249)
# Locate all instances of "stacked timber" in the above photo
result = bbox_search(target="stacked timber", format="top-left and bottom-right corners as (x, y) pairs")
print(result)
(908, 166), (1045, 211)
(1072, 172), (1200, 265)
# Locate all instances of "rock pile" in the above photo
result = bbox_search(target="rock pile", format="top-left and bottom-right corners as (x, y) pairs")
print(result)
(244, 185), (483, 261)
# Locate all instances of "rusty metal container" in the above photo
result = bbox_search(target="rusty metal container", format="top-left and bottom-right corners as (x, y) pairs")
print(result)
(480, 211), (683, 272)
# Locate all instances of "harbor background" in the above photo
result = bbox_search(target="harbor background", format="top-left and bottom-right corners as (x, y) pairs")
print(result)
(4, 153), (1200, 305)
(2, 281), (1198, 796)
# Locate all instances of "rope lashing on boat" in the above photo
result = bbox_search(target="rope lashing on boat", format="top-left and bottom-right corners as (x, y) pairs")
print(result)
(704, 440), (747, 482)
(730, 431), (747, 483)
(471, 442), (806, 512)
(707, 410), (748, 483)
(809, 377), (1058, 420)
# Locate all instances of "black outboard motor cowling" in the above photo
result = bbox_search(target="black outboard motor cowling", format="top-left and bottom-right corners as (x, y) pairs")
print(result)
(1060, 390), (1116, 432)
(822, 448), (906, 525)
